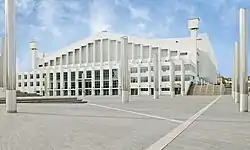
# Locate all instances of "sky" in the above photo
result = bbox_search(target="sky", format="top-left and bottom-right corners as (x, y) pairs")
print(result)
(0, 0), (249, 77)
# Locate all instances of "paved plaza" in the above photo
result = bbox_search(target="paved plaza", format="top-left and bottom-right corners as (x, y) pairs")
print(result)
(0, 95), (250, 150)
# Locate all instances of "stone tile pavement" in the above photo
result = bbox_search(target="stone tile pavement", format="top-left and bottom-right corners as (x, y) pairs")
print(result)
(0, 95), (248, 150)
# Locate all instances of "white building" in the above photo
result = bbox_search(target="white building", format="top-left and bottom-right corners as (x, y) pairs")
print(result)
(1, 18), (218, 97)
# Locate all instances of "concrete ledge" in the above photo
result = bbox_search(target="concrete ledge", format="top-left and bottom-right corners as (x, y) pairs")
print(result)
(0, 96), (88, 104)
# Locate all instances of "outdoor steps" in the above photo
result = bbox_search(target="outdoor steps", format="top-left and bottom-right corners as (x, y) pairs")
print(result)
(206, 85), (214, 95)
(200, 86), (207, 95)
(187, 85), (195, 95)
(213, 85), (221, 95)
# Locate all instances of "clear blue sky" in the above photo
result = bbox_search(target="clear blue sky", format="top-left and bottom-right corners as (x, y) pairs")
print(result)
(0, 0), (249, 77)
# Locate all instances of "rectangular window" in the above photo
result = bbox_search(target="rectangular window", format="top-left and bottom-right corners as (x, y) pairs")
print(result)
(64, 82), (68, 89)
(112, 80), (118, 88)
(30, 82), (33, 86)
(131, 77), (138, 83)
(151, 76), (154, 82)
(63, 90), (68, 96)
(78, 81), (82, 88)
(71, 82), (76, 89)
(24, 75), (27, 79)
(95, 70), (100, 80)
(112, 69), (118, 79)
(103, 69), (109, 80)
(162, 88), (170, 91)
(78, 71), (83, 79)
(170, 51), (177, 56)
(56, 73), (60, 81)
(103, 81), (109, 88)
(175, 65), (181, 71)
(71, 72), (76, 81)
(162, 65), (169, 72)
(140, 67), (148, 73)
(175, 75), (181, 81)
(86, 71), (92, 78)
(71, 90), (75, 96)
(50, 60), (54, 66)
(36, 82), (40, 86)
(49, 91), (53, 96)
(140, 88), (148, 91)
(49, 73), (53, 81)
(140, 76), (148, 83)
(44, 62), (48, 67)
(95, 81), (100, 88)
(18, 75), (21, 80)
(57, 82), (60, 89)
(180, 52), (188, 56)
(24, 82), (27, 87)
(63, 72), (68, 81)
(50, 83), (53, 89)
(130, 67), (138, 73)
(162, 76), (170, 82)
(56, 91), (60, 96)
(43, 73), (46, 78)
(18, 82), (21, 87)
(30, 74), (33, 79)
(36, 74), (40, 79)
(85, 79), (92, 88)
(151, 66), (154, 71)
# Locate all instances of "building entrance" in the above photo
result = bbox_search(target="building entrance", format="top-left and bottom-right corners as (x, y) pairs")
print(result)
(175, 88), (181, 95)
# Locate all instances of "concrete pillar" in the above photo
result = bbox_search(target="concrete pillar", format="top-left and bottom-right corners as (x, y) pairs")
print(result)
(5, 0), (17, 113)
(235, 42), (240, 103)
(170, 60), (175, 98)
(2, 37), (6, 90)
(181, 60), (185, 96)
(153, 52), (159, 99)
(121, 36), (129, 103)
(82, 72), (85, 98)
(232, 55), (235, 99)
(239, 8), (248, 112)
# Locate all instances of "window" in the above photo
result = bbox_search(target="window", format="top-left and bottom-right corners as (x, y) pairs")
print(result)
(30, 82), (33, 86)
(140, 76), (148, 83)
(95, 81), (100, 88)
(44, 62), (48, 67)
(180, 52), (188, 56)
(140, 67), (148, 73)
(39, 64), (43, 68)
(175, 65), (181, 71)
(24, 75), (27, 79)
(71, 82), (76, 89)
(57, 82), (60, 89)
(131, 77), (138, 83)
(112, 69), (118, 79)
(103, 81), (109, 88)
(63, 72), (68, 81)
(24, 82), (27, 87)
(162, 76), (170, 82)
(95, 70), (100, 80)
(30, 74), (33, 79)
(78, 71), (83, 79)
(78, 81), (82, 88)
(151, 66), (154, 71)
(71, 90), (75, 96)
(63, 90), (68, 96)
(151, 76), (154, 82)
(49, 73), (53, 81)
(162, 66), (169, 72)
(18, 82), (21, 87)
(64, 82), (68, 89)
(170, 51), (177, 56)
(36, 82), (40, 86)
(130, 67), (138, 73)
(56, 57), (60, 66)
(112, 80), (118, 88)
(49, 91), (53, 96)
(140, 88), (148, 91)
(103, 89), (109, 95)
(43, 73), (46, 78)
(18, 75), (21, 80)
(50, 60), (54, 66)
(175, 75), (181, 81)
(50, 83), (53, 89)
(36, 74), (40, 79)
(85, 79), (92, 88)
(71, 72), (76, 81)
(56, 91), (60, 96)
(56, 73), (60, 80)
(103, 69), (109, 80)
(86, 71), (92, 78)
(162, 88), (170, 91)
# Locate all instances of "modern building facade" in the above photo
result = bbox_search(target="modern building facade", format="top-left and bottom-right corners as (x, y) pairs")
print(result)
(2, 18), (217, 97)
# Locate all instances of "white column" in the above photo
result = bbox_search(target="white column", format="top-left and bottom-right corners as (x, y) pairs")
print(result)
(170, 60), (175, 98)
(82, 71), (85, 98)
(2, 37), (6, 89)
(68, 70), (71, 96)
(5, 0), (17, 113)
(235, 42), (240, 103)
(121, 36), (129, 103)
(60, 56), (64, 96)
(181, 60), (185, 96)
(153, 52), (159, 99)
(100, 40), (103, 95)
(232, 55), (235, 99)
(239, 8), (248, 112)
(76, 68), (79, 96)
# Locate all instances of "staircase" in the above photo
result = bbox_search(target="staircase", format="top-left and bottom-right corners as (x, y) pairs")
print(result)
(187, 85), (195, 95)
(187, 84), (225, 96)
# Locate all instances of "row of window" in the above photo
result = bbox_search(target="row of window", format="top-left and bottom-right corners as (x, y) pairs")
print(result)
(39, 87), (175, 97)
